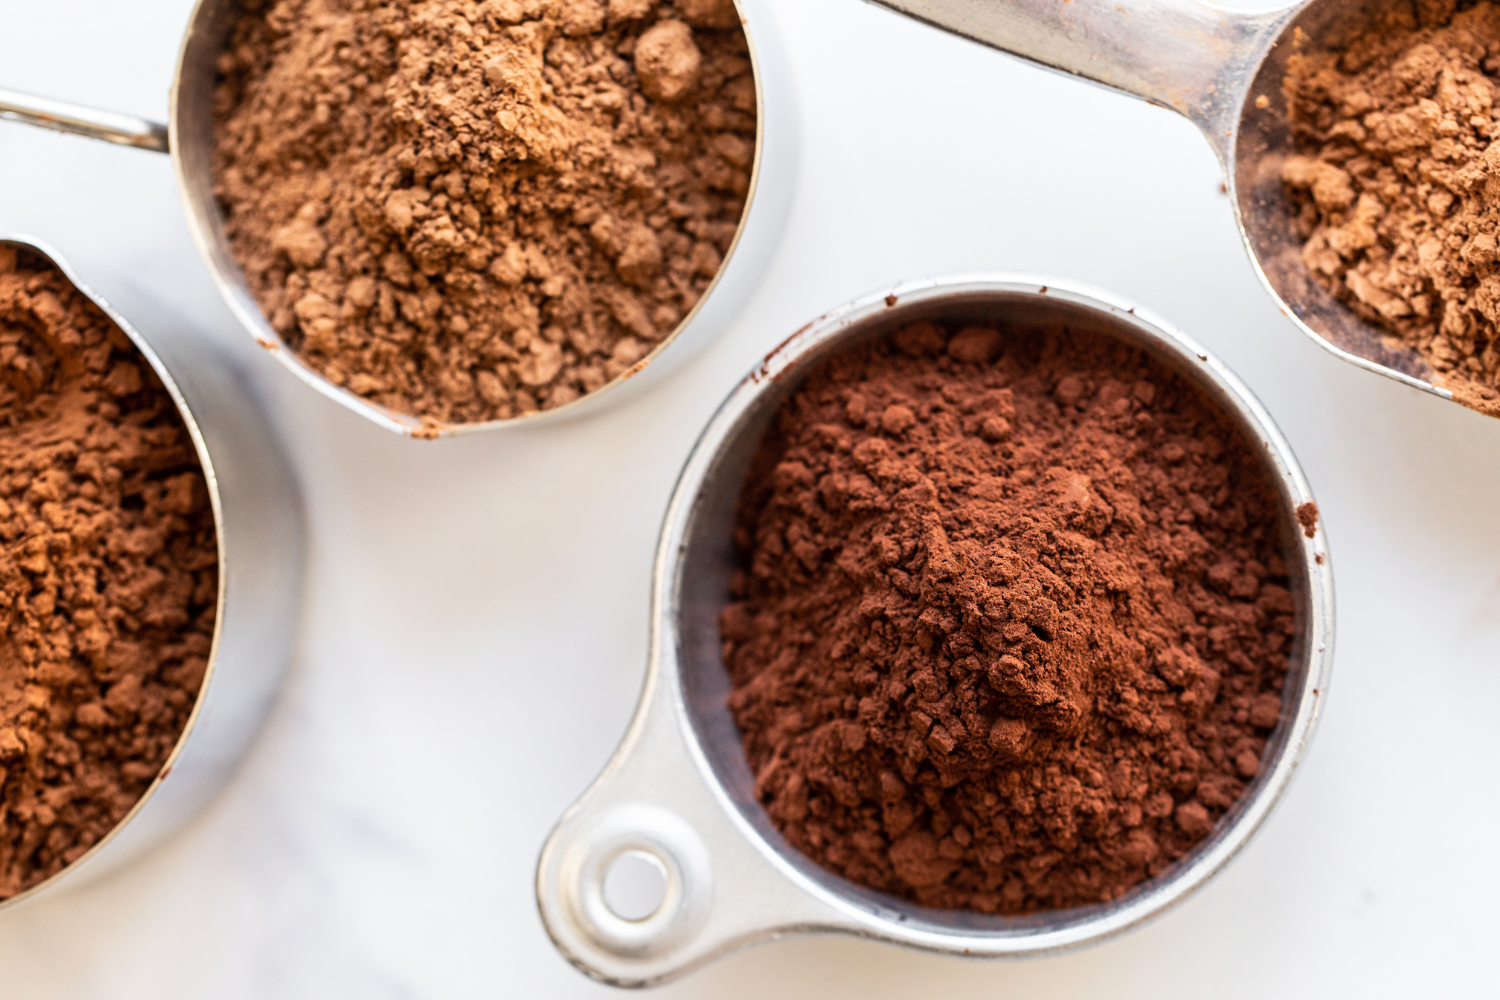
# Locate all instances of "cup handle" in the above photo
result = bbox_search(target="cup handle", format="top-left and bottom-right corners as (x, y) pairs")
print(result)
(536, 670), (849, 987)
(0, 87), (168, 152)
(862, 0), (1294, 158)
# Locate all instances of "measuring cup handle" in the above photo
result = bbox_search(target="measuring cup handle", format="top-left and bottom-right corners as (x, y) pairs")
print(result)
(865, 0), (1290, 155)
(0, 87), (168, 153)
(535, 678), (848, 986)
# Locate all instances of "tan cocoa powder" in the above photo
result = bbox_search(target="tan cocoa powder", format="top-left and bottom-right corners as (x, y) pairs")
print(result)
(0, 247), (217, 897)
(212, 0), (757, 427)
(1283, 0), (1500, 417)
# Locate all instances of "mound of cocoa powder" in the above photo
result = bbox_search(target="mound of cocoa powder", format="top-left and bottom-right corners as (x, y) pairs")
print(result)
(722, 320), (1300, 914)
(212, 0), (757, 427)
(0, 247), (217, 897)
(1283, 0), (1500, 417)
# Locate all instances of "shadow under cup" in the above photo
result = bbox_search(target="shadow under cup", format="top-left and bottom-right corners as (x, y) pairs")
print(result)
(672, 283), (1325, 941)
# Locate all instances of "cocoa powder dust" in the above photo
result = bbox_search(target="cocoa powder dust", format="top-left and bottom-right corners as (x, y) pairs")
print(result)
(0, 248), (217, 898)
(1283, 0), (1500, 417)
(212, 0), (757, 428)
(722, 320), (1300, 914)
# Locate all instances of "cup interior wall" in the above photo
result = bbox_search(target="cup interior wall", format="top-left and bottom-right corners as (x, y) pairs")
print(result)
(1234, 0), (1435, 382)
(672, 290), (1315, 939)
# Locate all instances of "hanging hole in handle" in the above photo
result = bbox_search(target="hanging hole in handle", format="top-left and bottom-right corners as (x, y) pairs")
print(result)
(603, 849), (670, 922)
(561, 805), (714, 959)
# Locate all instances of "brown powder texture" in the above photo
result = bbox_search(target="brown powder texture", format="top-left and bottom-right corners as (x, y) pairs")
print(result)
(212, 0), (757, 427)
(1282, 0), (1500, 417)
(722, 321), (1299, 914)
(1296, 500), (1320, 538)
(0, 247), (218, 897)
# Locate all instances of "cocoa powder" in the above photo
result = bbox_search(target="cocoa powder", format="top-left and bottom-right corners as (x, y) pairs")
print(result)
(1283, 0), (1500, 417)
(0, 248), (217, 897)
(722, 320), (1299, 913)
(212, 0), (757, 427)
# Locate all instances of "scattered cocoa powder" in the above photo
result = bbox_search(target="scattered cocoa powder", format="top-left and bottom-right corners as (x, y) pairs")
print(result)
(1283, 0), (1500, 417)
(0, 247), (217, 897)
(1296, 500), (1320, 538)
(212, 0), (757, 426)
(722, 320), (1300, 913)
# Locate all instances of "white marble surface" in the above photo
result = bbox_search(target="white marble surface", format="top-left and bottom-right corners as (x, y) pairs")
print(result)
(1, 0), (1498, 995)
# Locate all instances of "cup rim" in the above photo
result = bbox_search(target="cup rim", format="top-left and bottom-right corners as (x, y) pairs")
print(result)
(656, 272), (1336, 956)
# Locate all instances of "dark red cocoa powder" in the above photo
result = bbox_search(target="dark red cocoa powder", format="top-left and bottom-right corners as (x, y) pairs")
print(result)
(721, 320), (1300, 914)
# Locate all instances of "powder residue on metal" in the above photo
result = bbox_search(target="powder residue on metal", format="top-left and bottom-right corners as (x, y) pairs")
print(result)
(1296, 500), (1319, 538)
(753, 320), (816, 383)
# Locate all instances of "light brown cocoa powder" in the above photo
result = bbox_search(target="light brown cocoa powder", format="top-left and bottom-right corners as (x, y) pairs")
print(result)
(0, 247), (217, 897)
(212, 0), (757, 427)
(1283, 0), (1500, 416)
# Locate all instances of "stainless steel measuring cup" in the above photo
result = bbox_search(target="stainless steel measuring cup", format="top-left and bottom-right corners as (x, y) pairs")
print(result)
(0, 0), (792, 437)
(536, 275), (1335, 986)
(0, 235), (302, 906)
(865, 0), (1476, 412)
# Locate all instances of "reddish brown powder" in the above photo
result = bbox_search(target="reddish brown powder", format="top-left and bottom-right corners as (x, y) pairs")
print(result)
(1296, 501), (1320, 539)
(1282, 0), (1500, 417)
(722, 321), (1299, 914)
(0, 247), (217, 897)
(212, 0), (757, 427)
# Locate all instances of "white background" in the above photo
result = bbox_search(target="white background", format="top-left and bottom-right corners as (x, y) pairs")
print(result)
(2, 0), (1498, 996)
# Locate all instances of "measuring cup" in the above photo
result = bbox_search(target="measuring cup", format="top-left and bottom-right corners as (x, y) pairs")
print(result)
(536, 275), (1335, 986)
(0, 0), (793, 437)
(0, 235), (302, 907)
(861, 0), (1479, 412)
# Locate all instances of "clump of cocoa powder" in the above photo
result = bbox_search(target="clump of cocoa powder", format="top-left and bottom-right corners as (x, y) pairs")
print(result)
(1283, 0), (1500, 416)
(0, 247), (217, 897)
(723, 321), (1299, 914)
(212, 0), (757, 427)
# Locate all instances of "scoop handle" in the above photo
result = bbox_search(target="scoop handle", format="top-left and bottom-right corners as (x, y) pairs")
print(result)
(0, 87), (168, 153)
(863, 0), (1291, 157)
(535, 664), (850, 987)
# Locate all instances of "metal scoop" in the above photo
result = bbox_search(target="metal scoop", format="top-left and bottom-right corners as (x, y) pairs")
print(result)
(0, 235), (302, 906)
(536, 275), (1334, 986)
(0, 0), (789, 437)
(865, 0), (1470, 410)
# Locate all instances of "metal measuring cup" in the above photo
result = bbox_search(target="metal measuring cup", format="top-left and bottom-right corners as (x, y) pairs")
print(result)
(536, 275), (1335, 986)
(0, 0), (791, 437)
(0, 236), (302, 907)
(864, 0), (1475, 411)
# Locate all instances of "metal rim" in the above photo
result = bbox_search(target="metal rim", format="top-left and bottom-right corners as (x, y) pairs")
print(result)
(169, 0), (774, 438)
(656, 273), (1335, 958)
(0, 235), (230, 910)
